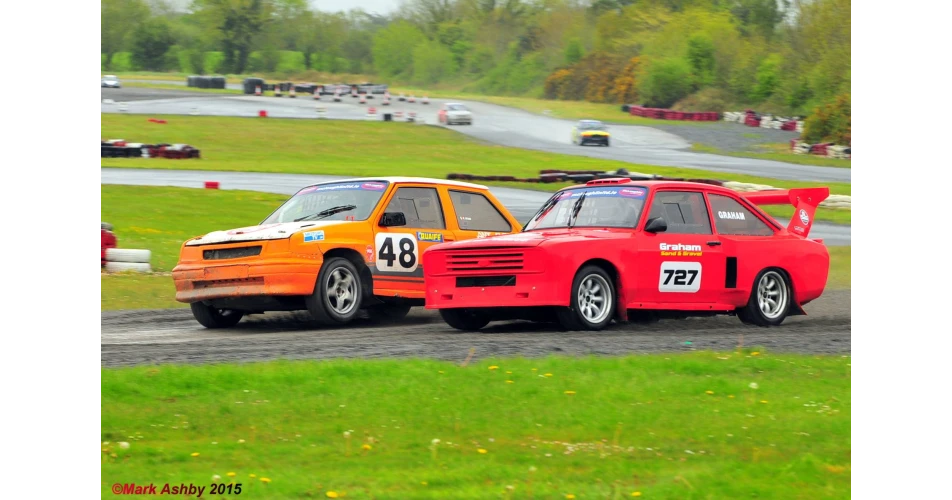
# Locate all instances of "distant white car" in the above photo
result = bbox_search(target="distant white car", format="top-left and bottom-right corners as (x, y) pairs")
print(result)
(102, 75), (121, 88)
(438, 103), (473, 125)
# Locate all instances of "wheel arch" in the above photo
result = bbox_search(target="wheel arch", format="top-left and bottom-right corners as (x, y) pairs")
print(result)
(576, 257), (628, 322)
(755, 265), (803, 316)
(321, 247), (375, 301)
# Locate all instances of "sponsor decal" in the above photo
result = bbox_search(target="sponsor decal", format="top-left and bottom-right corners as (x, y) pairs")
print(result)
(618, 188), (646, 198)
(300, 182), (389, 194)
(718, 211), (746, 220)
(792, 225), (805, 234)
(477, 231), (502, 238)
(659, 242), (703, 257)
(303, 230), (325, 242)
(416, 231), (444, 243)
(560, 188), (630, 199)
(798, 209), (810, 225)
(366, 244), (374, 262)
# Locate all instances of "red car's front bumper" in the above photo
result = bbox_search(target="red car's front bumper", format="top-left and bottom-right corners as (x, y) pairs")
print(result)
(423, 246), (567, 309)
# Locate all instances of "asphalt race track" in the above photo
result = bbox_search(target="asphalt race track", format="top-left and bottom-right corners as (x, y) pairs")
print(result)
(101, 290), (850, 368)
(101, 168), (851, 245)
(102, 86), (850, 183)
(101, 86), (851, 366)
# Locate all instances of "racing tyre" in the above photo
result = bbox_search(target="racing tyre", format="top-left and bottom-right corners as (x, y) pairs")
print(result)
(306, 257), (363, 325)
(439, 308), (490, 331)
(190, 302), (243, 328)
(736, 269), (791, 326)
(556, 265), (616, 331)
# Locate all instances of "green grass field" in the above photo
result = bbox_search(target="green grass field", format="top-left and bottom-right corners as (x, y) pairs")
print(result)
(102, 353), (850, 499)
(101, 185), (850, 311)
(693, 144), (852, 169)
(100, 114), (850, 225)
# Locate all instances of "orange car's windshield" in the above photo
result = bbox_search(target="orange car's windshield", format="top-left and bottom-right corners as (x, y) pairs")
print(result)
(261, 181), (390, 224)
(523, 185), (647, 230)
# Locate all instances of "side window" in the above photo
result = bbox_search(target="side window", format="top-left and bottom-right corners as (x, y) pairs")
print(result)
(708, 194), (775, 236)
(448, 191), (512, 232)
(645, 191), (712, 235)
(383, 187), (445, 229)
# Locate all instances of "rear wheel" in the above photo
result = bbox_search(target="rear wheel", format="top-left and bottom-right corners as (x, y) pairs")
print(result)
(440, 308), (490, 331)
(190, 302), (243, 328)
(306, 257), (363, 325)
(556, 265), (616, 331)
(737, 269), (791, 326)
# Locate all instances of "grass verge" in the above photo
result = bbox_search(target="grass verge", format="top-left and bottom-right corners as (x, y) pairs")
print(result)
(102, 353), (850, 499)
(100, 114), (850, 225)
(101, 186), (849, 310)
(693, 143), (852, 169)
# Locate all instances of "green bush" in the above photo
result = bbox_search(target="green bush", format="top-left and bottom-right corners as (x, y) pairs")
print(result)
(802, 93), (850, 145)
(276, 51), (306, 73)
(110, 52), (135, 72)
(203, 52), (224, 74)
(101, 54), (108, 71)
(639, 58), (694, 108)
(671, 87), (731, 112)
(412, 41), (457, 84)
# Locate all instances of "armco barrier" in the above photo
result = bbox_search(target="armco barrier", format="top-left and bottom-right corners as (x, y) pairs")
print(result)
(790, 139), (850, 159)
(446, 170), (851, 210)
(102, 139), (200, 159)
(628, 105), (719, 121)
(723, 110), (804, 133)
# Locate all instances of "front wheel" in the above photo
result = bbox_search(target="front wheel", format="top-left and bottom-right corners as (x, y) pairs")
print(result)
(190, 302), (243, 328)
(737, 269), (792, 326)
(556, 265), (616, 331)
(439, 308), (490, 331)
(306, 257), (363, 325)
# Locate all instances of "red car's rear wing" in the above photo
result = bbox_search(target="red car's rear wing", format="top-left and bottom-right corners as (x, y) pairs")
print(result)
(742, 187), (830, 238)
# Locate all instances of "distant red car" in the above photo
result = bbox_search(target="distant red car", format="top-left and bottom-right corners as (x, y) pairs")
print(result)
(422, 179), (830, 331)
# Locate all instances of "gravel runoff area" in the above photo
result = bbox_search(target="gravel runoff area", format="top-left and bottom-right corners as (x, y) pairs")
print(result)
(649, 122), (800, 153)
(101, 290), (850, 368)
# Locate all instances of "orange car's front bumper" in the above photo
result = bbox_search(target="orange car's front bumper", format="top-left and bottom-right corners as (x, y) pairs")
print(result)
(172, 259), (324, 303)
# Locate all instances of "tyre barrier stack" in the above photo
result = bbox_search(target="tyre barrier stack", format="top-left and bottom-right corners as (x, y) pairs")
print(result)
(101, 139), (201, 159)
(186, 75), (227, 89)
(104, 248), (152, 273)
(446, 170), (852, 210)
(790, 139), (850, 159)
(723, 110), (804, 133)
(627, 105), (719, 121)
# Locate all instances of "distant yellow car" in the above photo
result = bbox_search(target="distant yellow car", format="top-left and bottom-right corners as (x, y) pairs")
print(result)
(571, 119), (610, 146)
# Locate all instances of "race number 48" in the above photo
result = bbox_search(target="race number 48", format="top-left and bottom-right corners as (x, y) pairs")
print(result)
(659, 261), (702, 293)
(375, 233), (418, 272)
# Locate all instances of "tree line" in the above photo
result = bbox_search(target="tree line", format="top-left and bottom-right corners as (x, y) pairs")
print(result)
(103, 0), (849, 140)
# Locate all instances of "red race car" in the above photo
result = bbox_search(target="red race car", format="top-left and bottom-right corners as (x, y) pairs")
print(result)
(422, 178), (830, 331)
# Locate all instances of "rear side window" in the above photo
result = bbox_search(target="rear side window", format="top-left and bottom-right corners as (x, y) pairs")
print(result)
(708, 194), (775, 236)
(645, 191), (712, 234)
(449, 190), (512, 232)
(383, 187), (445, 229)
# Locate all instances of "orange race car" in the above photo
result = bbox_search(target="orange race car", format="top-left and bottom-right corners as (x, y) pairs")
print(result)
(172, 177), (521, 328)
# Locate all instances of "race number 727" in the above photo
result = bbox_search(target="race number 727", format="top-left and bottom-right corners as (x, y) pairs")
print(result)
(658, 262), (702, 293)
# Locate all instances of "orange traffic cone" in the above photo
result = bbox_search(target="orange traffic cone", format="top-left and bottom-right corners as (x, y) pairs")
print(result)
(289, 86), (296, 98)
(313, 88), (320, 100)
(275, 85), (282, 97)
(359, 94), (367, 104)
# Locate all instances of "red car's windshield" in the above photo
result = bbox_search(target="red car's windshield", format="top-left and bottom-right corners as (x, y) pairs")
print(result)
(523, 185), (647, 230)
